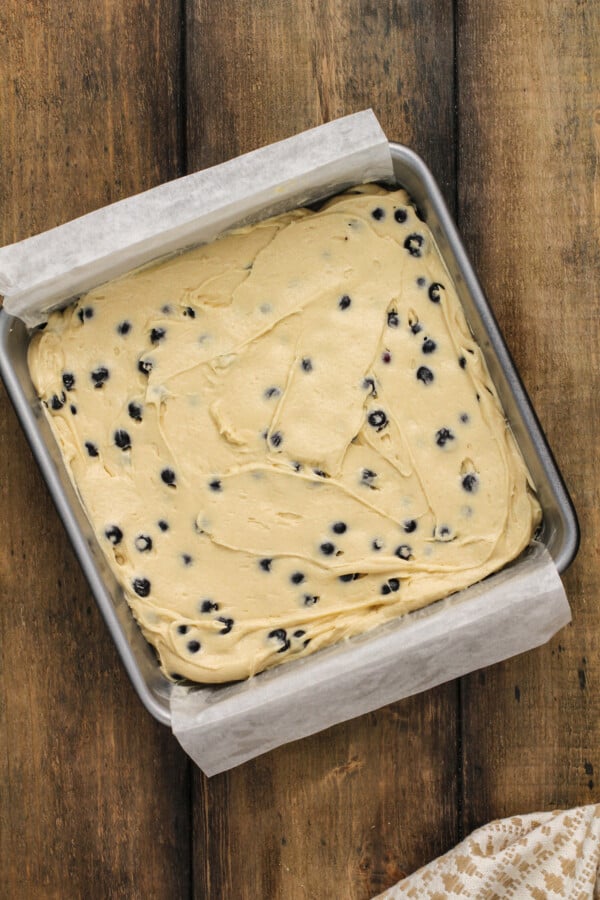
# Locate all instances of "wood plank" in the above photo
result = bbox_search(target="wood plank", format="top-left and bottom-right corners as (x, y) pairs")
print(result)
(0, 4), (190, 898)
(457, 1), (600, 832)
(185, 0), (456, 199)
(186, 3), (459, 897)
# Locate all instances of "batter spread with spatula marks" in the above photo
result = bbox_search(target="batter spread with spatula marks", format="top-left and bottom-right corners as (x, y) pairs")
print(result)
(28, 186), (540, 683)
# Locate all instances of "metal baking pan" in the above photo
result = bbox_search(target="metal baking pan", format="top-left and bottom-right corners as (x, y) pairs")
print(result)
(0, 142), (580, 727)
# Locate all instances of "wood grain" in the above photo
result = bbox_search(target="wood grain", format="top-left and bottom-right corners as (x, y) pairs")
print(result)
(456, 0), (600, 831)
(186, 0), (456, 200)
(2, 1), (598, 897)
(0, 3), (190, 898)
(186, 2), (459, 897)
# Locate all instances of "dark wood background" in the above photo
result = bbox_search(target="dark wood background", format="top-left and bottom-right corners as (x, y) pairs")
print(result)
(1, 2), (598, 897)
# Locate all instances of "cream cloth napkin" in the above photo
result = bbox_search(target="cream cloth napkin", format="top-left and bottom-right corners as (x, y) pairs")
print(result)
(374, 806), (600, 899)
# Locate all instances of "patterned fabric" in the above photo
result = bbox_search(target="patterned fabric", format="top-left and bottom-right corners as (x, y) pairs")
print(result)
(374, 806), (600, 899)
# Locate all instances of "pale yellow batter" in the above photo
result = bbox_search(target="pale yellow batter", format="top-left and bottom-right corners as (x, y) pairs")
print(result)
(28, 186), (541, 683)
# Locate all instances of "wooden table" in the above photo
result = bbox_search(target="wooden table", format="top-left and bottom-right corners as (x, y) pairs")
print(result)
(1, 3), (598, 897)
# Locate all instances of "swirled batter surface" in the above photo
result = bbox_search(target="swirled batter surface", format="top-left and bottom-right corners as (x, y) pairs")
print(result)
(28, 186), (541, 683)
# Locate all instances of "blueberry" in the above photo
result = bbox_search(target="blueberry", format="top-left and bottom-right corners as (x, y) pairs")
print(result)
(459, 356), (467, 369)
(381, 583), (391, 595)
(338, 295), (352, 310)
(150, 327), (166, 344)
(217, 617), (234, 635)
(416, 366), (434, 385)
(339, 573), (355, 583)
(411, 322), (423, 335)
(135, 534), (152, 552)
(62, 372), (75, 391)
(332, 522), (347, 534)
(388, 578), (400, 592)
(85, 441), (99, 457)
(381, 351), (392, 364)
(259, 558), (272, 571)
(460, 413), (470, 424)
(200, 600), (219, 613)
(416, 277), (426, 287)
(428, 283), (444, 303)
(404, 233), (424, 257)
(158, 519), (169, 531)
(320, 542), (336, 555)
(161, 467), (176, 486)
(403, 519), (417, 533)
(177, 624), (189, 635)
(209, 479), (222, 492)
(264, 386), (281, 399)
(182, 553), (193, 565)
(293, 629), (306, 638)
(362, 468), (377, 485)
(462, 473), (479, 493)
(363, 377), (377, 397)
(435, 525), (454, 541)
(268, 628), (290, 652)
(117, 321), (131, 335)
(128, 401), (143, 422)
(138, 359), (153, 376)
(435, 427), (455, 447)
(422, 338), (437, 354)
(372, 538), (383, 551)
(183, 306), (196, 318)
(132, 577), (151, 597)
(50, 392), (66, 411)
(387, 310), (399, 328)
(371, 207), (385, 220)
(187, 640), (201, 654)
(114, 429), (131, 450)
(301, 357), (313, 372)
(270, 431), (283, 448)
(303, 594), (319, 606)
(394, 208), (407, 224)
(368, 410), (388, 431)
(395, 544), (413, 560)
(70, 405), (77, 415)
(91, 367), (109, 388)
(78, 306), (94, 322)
(105, 525), (123, 545)
(313, 469), (329, 478)
(161, 304), (172, 315)
(290, 572), (305, 585)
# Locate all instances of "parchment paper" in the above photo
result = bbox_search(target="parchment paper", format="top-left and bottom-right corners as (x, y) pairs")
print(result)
(0, 110), (571, 775)
(0, 110), (394, 326)
(171, 544), (568, 776)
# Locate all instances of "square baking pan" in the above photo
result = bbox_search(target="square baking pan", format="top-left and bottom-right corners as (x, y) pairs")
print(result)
(0, 142), (580, 727)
